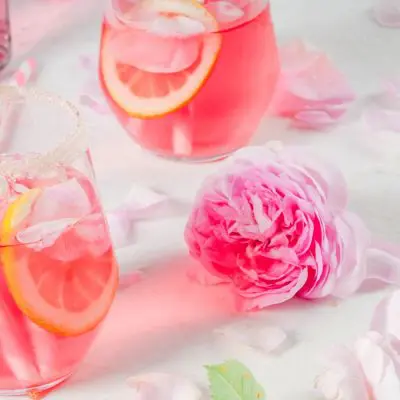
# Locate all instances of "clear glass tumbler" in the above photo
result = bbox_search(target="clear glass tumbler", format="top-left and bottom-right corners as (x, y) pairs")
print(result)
(99, 0), (280, 162)
(0, 86), (118, 395)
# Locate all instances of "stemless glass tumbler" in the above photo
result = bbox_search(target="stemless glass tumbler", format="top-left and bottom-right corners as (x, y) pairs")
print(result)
(0, 86), (118, 395)
(100, 0), (280, 162)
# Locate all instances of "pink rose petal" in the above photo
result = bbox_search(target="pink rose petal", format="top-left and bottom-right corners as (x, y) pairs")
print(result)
(363, 77), (400, 132)
(271, 40), (355, 130)
(216, 323), (288, 354)
(372, 0), (400, 28)
(127, 373), (203, 400)
(370, 290), (400, 340)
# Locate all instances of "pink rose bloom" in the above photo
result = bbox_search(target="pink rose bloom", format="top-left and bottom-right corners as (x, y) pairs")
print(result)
(185, 145), (370, 310)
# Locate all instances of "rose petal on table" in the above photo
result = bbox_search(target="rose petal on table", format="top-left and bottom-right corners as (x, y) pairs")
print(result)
(127, 373), (203, 400)
(271, 40), (355, 130)
(354, 332), (400, 399)
(216, 324), (288, 354)
(315, 346), (370, 400)
(371, 0), (400, 28)
(363, 78), (400, 132)
(370, 290), (400, 340)
(79, 94), (110, 115)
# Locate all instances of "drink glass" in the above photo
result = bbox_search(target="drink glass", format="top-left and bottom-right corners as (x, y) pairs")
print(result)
(0, 86), (118, 395)
(99, 0), (280, 162)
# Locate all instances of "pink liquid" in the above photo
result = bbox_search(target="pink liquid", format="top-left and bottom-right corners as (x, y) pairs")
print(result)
(100, 0), (279, 161)
(0, 167), (117, 394)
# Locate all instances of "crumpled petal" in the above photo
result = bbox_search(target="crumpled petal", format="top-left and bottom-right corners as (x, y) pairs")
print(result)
(363, 77), (400, 132)
(78, 54), (110, 115)
(126, 373), (203, 400)
(371, 0), (400, 28)
(370, 290), (400, 341)
(331, 211), (371, 298)
(315, 346), (370, 400)
(317, 332), (400, 400)
(317, 290), (400, 400)
(215, 323), (288, 354)
(270, 40), (355, 130)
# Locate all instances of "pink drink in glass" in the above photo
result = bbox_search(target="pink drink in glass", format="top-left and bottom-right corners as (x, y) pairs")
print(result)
(100, 0), (279, 161)
(0, 87), (118, 395)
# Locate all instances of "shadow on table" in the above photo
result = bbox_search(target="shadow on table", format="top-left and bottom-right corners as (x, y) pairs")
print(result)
(68, 254), (238, 387)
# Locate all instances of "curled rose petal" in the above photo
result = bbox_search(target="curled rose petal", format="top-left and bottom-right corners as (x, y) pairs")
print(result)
(317, 332), (400, 400)
(370, 290), (400, 340)
(363, 77), (400, 132)
(216, 323), (288, 354)
(270, 40), (355, 130)
(371, 0), (400, 28)
(127, 373), (203, 400)
(315, 346), (370, 400)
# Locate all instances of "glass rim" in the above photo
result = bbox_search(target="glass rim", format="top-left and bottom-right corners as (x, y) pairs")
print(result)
(105, 0), (265, 34)
(0, 85), (88, 179)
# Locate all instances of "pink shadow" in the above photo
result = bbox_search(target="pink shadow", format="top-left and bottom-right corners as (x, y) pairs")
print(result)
(66, 255), (237, 387)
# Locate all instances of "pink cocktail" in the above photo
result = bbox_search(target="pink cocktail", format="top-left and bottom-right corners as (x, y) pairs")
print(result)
(0, 87), (118, 395)
(100, 0), (279, 161)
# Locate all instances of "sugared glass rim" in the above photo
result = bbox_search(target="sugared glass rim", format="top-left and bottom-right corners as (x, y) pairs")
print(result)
(0, 86), (88, 179)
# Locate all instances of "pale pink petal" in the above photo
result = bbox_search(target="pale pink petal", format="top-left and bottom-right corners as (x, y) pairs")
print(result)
(271, 41), (355, 130)
(315, 346), (370, 400)
(332, 212), (371, 298)
(354, 332), (400, 400)
(370, 290), (400, 340)
(79, 94), (110, 115)
(127, 373), (203, 400)
(216, 323), (288, 354)
(237, 268), (308, 310)
(372, 0), (400, 28)
(363, 78), (400, 132)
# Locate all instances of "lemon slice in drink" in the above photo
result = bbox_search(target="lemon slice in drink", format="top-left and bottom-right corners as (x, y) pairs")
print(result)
(100, 0), (221, 118)
(0, 189), (118, 336)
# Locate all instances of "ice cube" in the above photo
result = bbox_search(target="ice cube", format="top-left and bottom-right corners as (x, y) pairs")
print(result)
(148, 15), (206, 37)
(111, 29), (202, 73)
(16, 218), (78, 250)
(30, 178), (92, 225)
(207, 0), (244, 24)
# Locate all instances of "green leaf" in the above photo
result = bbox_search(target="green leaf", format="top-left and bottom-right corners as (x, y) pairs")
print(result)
(205, 360), (266, 400)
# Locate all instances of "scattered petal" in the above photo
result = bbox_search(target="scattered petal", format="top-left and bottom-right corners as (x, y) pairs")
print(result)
(216, 323), (288, 355)
(363, 77), (400, 132)
(371, 0), (400, 28)
(127, 373), (203, 400)
(370, 290), (400, 341)
(270, 40), (355, 130)
(79, 94), (110, 115)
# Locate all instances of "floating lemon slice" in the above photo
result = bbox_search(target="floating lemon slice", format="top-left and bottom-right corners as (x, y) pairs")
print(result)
(0, 189), (118, 336)
(100, 0), (221, 118)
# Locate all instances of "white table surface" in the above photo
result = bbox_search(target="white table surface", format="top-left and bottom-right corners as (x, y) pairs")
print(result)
(6, 0), (400, 399)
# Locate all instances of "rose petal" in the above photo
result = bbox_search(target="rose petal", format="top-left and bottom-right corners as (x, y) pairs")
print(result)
(371, 0), (400, 28)
(271, 40), (355, 130)
(237, 268), (308, 310)
(216, 323), (288, 354)
(316, 346), (370, 400)
(331, 211), (371, 298)
(370, 290), (400, 340)
(126, 373), (203, 400)
(363, 78), (400, 132)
